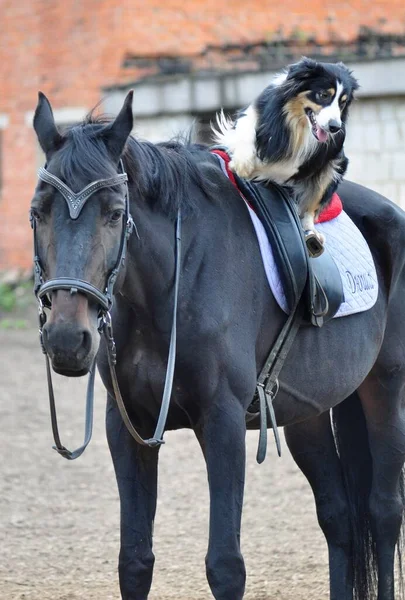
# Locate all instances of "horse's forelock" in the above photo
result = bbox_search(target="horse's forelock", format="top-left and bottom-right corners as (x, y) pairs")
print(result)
(50, 121), (117, 189)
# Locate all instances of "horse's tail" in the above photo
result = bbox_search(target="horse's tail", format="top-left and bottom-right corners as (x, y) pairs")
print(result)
(332, 392), (405, 600)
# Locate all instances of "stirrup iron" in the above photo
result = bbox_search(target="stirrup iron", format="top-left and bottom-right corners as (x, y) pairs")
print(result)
(305, 231), (324, 258)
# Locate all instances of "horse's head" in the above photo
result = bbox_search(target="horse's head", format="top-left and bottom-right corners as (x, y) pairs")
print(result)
(31, 92), (134, 376)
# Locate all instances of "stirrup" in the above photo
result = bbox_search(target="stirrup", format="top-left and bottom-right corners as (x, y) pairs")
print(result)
(305, 231), (324, 258)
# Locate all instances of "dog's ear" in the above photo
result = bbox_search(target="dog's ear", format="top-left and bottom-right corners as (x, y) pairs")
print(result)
(287, 57), (319, 81)
(337, 62), (360, 92)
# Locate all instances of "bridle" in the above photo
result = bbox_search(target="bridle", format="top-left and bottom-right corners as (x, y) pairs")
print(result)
(34, 162), (133, 312)
(32, 160), (181, 460)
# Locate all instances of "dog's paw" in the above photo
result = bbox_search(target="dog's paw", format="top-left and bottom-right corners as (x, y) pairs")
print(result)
(313, 229), (325, 245)
(229, 152), (256, 179)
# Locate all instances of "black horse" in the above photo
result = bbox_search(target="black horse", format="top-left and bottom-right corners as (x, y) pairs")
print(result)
(31, 91), (405, 600)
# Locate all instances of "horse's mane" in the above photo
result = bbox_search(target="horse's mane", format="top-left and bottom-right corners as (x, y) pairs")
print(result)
(55, 114), (215, 219)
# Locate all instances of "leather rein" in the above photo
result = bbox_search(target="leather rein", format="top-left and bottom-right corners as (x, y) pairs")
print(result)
(32, 161), (181, 459)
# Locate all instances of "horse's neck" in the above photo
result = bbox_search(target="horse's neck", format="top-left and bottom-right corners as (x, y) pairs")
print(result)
(121, 205), (179, 319)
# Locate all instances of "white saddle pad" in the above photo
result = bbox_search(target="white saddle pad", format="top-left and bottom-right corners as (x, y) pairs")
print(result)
(247, 204), (378, 318)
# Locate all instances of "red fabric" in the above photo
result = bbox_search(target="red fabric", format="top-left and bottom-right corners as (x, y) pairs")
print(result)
(211, 149), (342, 223)
(211, 149), (238, 187)
(315, 193), (342, 223)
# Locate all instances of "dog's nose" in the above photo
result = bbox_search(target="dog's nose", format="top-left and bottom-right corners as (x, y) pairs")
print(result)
(328, 119), (342, 133)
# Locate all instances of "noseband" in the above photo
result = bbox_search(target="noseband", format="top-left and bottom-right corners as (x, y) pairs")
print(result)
(32, 161), (181, 460)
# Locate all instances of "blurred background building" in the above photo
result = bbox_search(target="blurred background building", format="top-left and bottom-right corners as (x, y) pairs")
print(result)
(1, 1), (405, 275)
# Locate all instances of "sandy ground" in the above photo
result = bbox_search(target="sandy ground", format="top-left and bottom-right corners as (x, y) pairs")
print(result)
(1, 308), (329, 600)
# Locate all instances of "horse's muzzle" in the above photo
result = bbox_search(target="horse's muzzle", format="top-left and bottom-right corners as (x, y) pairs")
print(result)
(41, 290), (99, 376)
(42, 322), (94, 376)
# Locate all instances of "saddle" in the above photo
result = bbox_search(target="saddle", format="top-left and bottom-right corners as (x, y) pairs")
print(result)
(211, 146), (343, 326)
(234, 175), (344, 326)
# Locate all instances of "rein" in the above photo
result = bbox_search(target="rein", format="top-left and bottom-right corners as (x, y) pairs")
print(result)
(33, 162), (181, 459)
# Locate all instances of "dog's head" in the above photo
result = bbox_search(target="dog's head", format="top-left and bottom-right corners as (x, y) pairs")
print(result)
(282, 57), (358, 144)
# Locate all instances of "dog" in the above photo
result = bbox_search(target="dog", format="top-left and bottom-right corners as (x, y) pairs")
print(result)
(213, 57), (358, 253)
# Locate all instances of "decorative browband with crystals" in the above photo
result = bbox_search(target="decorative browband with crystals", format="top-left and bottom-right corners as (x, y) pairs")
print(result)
(37, 167), (128, 219)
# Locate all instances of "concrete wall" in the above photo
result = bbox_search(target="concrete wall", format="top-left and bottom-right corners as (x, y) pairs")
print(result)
(345, 97), (405, 208)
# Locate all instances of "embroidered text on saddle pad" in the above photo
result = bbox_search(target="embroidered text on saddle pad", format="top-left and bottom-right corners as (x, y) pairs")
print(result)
(248, 202), (378, 318)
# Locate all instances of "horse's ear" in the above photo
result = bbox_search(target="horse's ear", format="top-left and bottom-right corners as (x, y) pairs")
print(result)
(33, 92), (63, 157)
(103, 91), (134, 162)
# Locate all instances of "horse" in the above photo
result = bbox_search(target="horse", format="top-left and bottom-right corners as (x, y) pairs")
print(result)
(30, 90), (405, 600)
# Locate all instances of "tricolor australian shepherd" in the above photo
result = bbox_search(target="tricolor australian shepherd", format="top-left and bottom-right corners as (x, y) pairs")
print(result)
(214, 57), (358, 250)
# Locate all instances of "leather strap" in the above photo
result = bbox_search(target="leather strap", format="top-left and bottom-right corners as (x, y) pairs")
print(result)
(38, 278), (112, 311)
(46, 353), (95, 460)
(101, 212), (182, 447)
(256, 301), (304, 463)
(37, 167), (128, 220)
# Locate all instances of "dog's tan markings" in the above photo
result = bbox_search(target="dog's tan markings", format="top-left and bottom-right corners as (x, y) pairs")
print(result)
(283, 92), (321, 155)
(340, 94), (348, 104)
(327, 88), (335, 97)
(306, 168), (336, 217)
(284, 96), (308, 154)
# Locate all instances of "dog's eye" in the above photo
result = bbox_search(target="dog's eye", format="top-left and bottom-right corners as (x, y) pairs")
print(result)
(317, 91), (330, 101)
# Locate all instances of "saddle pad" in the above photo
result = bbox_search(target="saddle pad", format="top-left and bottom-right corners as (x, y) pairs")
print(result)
(248, 204), (378, 318)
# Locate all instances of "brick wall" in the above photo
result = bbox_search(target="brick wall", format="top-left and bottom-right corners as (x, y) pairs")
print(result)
(0, 0), (129, 274)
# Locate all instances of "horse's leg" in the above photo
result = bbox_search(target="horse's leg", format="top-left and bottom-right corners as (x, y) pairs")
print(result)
(106, 393), (159, 600)
(358, 373), (405, 600)
(284, 411), (353, 600)
(196, 399), (247, 600)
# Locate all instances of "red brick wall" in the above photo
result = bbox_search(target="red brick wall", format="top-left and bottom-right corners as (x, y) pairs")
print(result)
(0, 0), (127, 272)
(1, 0), (405, 272)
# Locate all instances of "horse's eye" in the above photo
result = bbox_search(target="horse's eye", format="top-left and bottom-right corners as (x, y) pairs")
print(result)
(30, 208), (41, 223)
(109, 210), (124, 224)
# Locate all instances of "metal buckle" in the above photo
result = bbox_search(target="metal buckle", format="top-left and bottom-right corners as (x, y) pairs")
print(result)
(100, 310), (117, 365)
(38, 299), (47, 354)
(305, 231), (324, 258)
(265, 378), (279, 400)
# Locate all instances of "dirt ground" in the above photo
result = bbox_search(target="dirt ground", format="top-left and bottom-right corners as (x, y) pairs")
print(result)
(1, 307), (329, 600)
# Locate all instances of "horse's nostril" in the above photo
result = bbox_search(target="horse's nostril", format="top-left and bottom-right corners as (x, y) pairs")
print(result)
(76, 329), (92, 362)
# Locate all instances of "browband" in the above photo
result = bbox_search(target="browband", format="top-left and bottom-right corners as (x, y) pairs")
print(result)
(37, 167), (128, 219)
